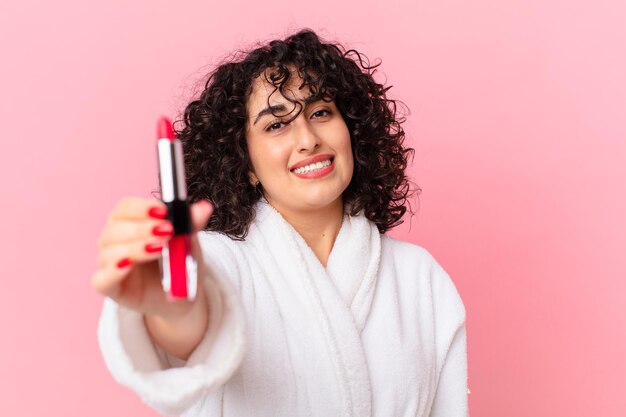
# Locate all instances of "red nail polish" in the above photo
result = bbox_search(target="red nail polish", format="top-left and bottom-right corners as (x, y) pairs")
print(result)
(148, 206), (168, 219)
(117, 258), (132, 268)
(145, 243), (163, 253)
(152, 224), (173, 236)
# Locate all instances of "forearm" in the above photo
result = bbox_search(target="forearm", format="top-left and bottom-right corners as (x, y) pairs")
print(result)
(144, 291), (210, 361)
(429, 323), (469, 416)
(99, 275), (245, 416)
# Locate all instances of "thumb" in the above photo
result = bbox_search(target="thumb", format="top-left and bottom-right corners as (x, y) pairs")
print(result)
(190, 200), (214, 232)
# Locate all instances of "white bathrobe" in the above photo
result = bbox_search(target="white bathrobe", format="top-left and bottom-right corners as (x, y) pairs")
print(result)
(98, 200), (468, 416)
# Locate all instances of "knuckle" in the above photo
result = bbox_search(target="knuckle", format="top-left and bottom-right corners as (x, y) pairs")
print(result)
(113, 196), (138, 219)
(119, 195), (134, 206)
(136, 221), (149, 238)
(96, 252), (106, 269)
(97, 246), (117, 269)
(91, 270), (106, 292)
(113, 197), (127, 213)
(97, 230), (108, 249)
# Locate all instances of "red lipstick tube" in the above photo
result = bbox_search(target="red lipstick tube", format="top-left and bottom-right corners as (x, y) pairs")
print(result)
(156, 116), (197, 301)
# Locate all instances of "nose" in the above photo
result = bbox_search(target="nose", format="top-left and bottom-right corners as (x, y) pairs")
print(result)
(294, 118), (321, 153)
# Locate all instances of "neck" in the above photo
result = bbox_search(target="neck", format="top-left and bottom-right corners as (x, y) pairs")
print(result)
(267, 197), (344, 267)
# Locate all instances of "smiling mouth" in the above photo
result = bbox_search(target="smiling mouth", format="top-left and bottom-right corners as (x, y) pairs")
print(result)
(291, 158), (334, 174)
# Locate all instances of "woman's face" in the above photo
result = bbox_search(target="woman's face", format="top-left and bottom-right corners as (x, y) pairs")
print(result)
(245, 69), (354, 216)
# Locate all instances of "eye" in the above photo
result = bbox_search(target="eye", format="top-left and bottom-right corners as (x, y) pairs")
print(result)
(312, 109), (330, 118)
(265, 120), (287, 132)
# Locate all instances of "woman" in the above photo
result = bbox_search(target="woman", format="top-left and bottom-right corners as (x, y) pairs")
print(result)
(93, 29), (468, 416)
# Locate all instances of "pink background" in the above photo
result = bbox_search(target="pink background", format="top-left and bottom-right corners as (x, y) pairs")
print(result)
(1, 0), (624, 416)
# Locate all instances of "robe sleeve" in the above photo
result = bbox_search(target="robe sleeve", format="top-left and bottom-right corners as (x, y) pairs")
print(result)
(428, 258), (469, 417)
(96, 234), (246, 416)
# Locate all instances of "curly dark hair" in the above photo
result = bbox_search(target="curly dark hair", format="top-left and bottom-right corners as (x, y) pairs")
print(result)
(168, 29), (417, 240)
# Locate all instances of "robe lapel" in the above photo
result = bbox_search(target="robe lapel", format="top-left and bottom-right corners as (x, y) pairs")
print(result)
(252, 201), (379, 417)
(326, 211), (382, 332)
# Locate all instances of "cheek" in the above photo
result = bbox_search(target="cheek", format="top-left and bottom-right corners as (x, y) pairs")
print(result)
(325, 118), (351, 149)
(249, 139), (291, 176)
(338, 126), (353, 163)
(267, 142), (291, 160)
(341, 129), (355, 178)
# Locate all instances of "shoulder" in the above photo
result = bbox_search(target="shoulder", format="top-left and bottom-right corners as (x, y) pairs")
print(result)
(381, 235), (466, 319)
(381, 234), (434, 262)
(198, 229), (239, 248)
(380, 235), (440, 277)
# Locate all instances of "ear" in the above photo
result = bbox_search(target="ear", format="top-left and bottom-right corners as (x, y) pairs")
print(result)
(248, 171), (259, 186)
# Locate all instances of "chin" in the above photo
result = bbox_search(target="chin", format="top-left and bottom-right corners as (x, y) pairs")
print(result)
(300, 194), (343, 210)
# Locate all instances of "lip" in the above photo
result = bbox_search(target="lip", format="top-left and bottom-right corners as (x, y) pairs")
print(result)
(292, 160), (335, 179)
(289, 154), (335, 171)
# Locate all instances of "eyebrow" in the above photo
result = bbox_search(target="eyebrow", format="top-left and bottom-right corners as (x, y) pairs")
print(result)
(252, 96), (323, 126)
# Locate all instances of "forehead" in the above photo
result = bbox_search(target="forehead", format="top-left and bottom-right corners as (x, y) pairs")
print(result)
(247, 67), (311, 111)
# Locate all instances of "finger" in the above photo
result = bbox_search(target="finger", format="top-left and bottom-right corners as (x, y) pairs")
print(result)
(190, 200), (214, 232)
(98, 219), (173, 249)
(109, 196), (168, 222)
(91, 261), (133, 298)
(97, 238), (167, 269)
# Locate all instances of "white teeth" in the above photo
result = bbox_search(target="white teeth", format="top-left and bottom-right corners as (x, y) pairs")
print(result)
(293, 159), (331, 174)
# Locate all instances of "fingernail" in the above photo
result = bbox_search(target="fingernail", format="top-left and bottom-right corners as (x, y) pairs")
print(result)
(152, 223), (173, 236)
(116, 258), (132, 268)
(145, 243), (163, 253)
(148, 206), (168, 219)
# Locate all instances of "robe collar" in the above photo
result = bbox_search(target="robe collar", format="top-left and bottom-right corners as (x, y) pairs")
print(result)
(253, 199), (381, 332)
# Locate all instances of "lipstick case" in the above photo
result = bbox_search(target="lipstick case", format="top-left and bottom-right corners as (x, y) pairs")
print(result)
(156, 117), (197, 301)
